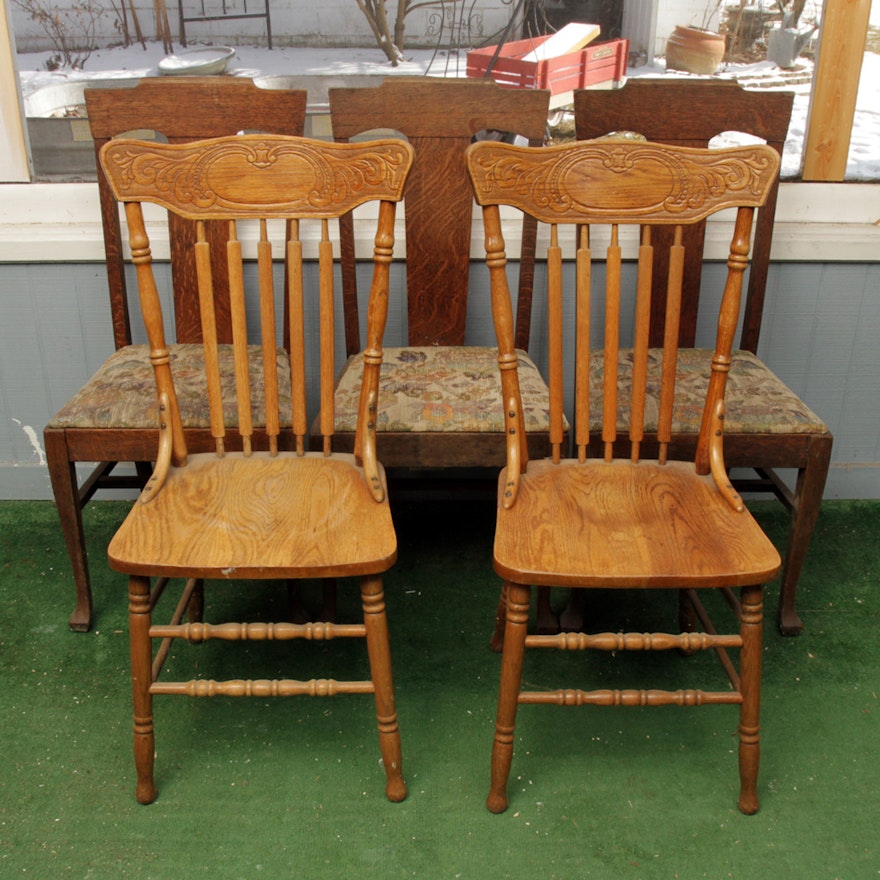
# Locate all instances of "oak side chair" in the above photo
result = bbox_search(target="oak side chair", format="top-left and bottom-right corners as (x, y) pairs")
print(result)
(100, 132), (414, 804)
(43, 78), (308, 632)
(569, 79), (831, 635)
(314, 78), (564, 472)
(467, 137), (782, 814)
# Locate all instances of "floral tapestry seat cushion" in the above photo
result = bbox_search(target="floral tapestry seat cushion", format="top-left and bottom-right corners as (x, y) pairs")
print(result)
(48, 344), (292, 431)
(332, 346), (563, 434)
(592, 348), (827, 435)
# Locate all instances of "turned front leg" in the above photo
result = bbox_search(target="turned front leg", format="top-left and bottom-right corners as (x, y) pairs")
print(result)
(737, 583), (764, 815)
(129, 574), (157, 805)
(487, 581), (530, 814)
(361, 574), (406, 803)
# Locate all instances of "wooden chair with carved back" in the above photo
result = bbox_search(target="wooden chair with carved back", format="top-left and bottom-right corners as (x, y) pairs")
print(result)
(467, 136), (782, 814)
(568, 79), (830, 635)
(43, 78), (308, 631)
(100, 132), (414, 803)
(314, 78), (563, 473)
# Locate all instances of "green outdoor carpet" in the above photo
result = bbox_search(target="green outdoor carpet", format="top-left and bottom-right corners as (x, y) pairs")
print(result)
(0, 496), (877, 879)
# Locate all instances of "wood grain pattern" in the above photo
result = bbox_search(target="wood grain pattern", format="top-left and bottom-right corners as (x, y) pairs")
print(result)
(493, 459), (780, 588)
(802, 0), (872, 180)
(467, 140), (779, 223)
(101, 135), (412, 218)
(108, 453), (398, 577)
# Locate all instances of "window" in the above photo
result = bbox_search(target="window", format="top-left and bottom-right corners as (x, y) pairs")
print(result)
(1, 0), (876, 184)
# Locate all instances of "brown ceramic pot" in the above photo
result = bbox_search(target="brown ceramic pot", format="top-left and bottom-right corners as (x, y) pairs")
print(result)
(665, 25), (726, 75)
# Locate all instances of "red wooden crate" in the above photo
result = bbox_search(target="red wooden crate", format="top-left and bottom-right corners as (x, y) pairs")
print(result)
(466, 36), (629, 95)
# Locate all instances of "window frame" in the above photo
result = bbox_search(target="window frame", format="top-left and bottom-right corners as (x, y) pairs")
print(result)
(1, 0), (30, 181)
(802, 0), (874, 180)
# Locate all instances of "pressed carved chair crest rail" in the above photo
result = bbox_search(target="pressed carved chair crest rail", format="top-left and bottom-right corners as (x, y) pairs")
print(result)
(100, 135), (412, 219)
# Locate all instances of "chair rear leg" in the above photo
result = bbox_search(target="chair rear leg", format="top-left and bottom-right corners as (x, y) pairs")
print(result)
(360, 574), (406, 803)
(558, 589), (586, 632)
(488, 581), (530, 814)
(44, 429), (93, 632)
(737, 583), (763, 815)
(777, 436), (831, 635)
(129, 574), (158, 805)
(285, 580), (339, 623)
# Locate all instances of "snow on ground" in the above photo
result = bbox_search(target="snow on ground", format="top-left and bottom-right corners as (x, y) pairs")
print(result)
(17, 38), (880, 179)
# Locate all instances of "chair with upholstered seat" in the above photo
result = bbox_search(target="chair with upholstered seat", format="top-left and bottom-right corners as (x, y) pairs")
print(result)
(100, 132), (414, 803)
(467, 136), (782, 814)
(570, 79), (830, 635)
(43, 78), (308, 631)
(315, 78), (564, 472)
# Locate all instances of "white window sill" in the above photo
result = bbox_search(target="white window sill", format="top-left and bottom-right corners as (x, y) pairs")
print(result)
(0, 180), (877, 263)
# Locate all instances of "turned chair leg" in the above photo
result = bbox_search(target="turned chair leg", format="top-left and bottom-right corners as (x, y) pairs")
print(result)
(487, 581), (530, 814)
(44, 431), (93, 632)
(129, 575), (158, 805)
(737, 583), (764, 815)
(360, 575), (406, 803)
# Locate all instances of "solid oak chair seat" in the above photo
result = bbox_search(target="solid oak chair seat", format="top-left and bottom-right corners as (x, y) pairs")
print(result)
(109, 452), (396, 578)
(494, 459), (781, 588)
